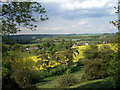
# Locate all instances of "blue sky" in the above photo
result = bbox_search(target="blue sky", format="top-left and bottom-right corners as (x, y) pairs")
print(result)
(19, 0), (118, 34)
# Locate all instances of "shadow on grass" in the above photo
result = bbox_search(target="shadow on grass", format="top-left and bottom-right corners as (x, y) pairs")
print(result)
(74, 80), (113, 89)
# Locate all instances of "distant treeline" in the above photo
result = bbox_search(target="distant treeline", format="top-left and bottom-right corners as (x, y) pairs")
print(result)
(2, 33), (115, 44)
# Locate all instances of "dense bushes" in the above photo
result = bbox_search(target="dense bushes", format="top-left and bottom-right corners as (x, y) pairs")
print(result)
(83, 44), (115, 80)
(84, 59), (109, 80)
(48, 65), (68, 76)
(29, 70), (48, 84)
(83, 44), (99, 59)
(11, 57), (36, 88)
(57, 74), (78, 87)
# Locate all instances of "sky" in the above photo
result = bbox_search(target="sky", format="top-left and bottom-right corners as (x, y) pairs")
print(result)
(18, 0), (118, 34)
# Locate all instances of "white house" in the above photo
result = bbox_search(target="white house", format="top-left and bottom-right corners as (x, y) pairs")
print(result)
(85, 43), (88, 45)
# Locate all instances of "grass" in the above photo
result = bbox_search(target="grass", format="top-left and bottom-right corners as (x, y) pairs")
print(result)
(32, 43), (116, 89)
(68, 79), (104, 88)
(22, 43), (40, 47)
(33, 43), (117, 88)
(36, 67), (113, 89)
(36, 67), (84, 88)
(36, 75), (59, 88)
(68, 78), (113, 89)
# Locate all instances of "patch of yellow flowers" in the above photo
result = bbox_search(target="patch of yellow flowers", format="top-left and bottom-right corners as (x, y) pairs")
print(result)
(25, 43), (117, 70)
(27, 56), (60, 70)
(73, 43), (118, 62)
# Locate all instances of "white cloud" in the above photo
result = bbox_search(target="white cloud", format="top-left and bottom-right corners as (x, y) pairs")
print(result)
(51, 27), (62, 31)
(108, 3), (115, 7)
(60, 0), (117, 10)
(78, 20), (88, 25)
(110, 26), (116, 29)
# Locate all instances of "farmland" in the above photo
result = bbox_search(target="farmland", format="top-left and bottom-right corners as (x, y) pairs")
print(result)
(2, 33), (118, 89)
(24, 43), (117, 71)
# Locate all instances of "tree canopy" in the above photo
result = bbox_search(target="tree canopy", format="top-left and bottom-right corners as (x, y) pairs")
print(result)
(1, 2), (48, 35)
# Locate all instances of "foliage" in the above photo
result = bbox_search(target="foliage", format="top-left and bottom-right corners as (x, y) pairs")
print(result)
(49, 65), (68, 76)
(84, 59), (109, 80)
(83, 44), (115, 80)
(108, 37), (120, 88)
(2, 44), (38, 88)
(35, 60), (43, 70)
(47, 46), (57, 56)
(2, 2), (48, 35)
(10, 55), (35, 88)
(57, 74), (78, 88)
(83, 44), (99, 59)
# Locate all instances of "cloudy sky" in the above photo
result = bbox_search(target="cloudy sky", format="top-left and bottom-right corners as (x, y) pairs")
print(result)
(19, 0), (118, 34)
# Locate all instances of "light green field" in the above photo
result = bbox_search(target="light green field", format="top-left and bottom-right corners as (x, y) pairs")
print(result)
(23, 43), (40, 47)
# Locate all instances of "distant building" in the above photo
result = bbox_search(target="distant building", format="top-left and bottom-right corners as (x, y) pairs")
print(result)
(85, 43), (88, 45)
(32, 37), (35, 39)
(71, 43), (82, 48)
(103, 41), (107, 44)
(24, 47), (38, 52)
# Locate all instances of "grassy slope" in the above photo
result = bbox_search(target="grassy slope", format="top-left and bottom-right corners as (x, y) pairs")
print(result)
(36, 69), (84, 88)
(36, 69), (113, 88)
(35, 44), (116, 88)
(68, 78), (113, 88)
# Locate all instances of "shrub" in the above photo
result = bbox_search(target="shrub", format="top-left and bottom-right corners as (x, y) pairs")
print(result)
(83, 44), (99, 59)
(39, 70), (50, 78)
(83, 44), (115, 80)
(99, 45), (114, 61)
(69, 65), (83, 73)
(29, 70), (43, 84)
(49, 65), (68, 76)
(77, 58), (84, 66)
(84, 59), (109, 80)
(11, 57), (35, 88)
(57, 74), (78, 88)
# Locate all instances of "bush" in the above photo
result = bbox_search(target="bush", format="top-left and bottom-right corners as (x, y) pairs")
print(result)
(57, 74), (78, 88)
(83, 44), (115, 80)
(49, 65), (68, 76)
(69, 65), (83, 73)
(29, 70), (43, 84)
(84, 59), (109, 80)
(83, 44), (99, 59)
(39, 70), (50, 78)
(11, 57), (36, 88)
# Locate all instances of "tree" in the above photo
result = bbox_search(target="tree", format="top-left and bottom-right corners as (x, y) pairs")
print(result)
(35, 60), (43, 70)
(83, 44), (99, 59)
(2, 2), (48, 88)
(47, 45), (56, 56)
(64, 39), (73, 49)
(83, 44), (115, 80)
(1, 2), (48, 35)
(109, 2), (120, 88)
(54, 48), (79, 67)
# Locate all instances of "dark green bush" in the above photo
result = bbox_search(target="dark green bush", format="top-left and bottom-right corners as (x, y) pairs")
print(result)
(49, 65), (68, 76)
(69, 65), (83, 73)
(77, 58), (84, 66)
(83, 44), (99, 59)
(29, 70), (43, 84)
(84, 59), (109, 80)
(38, 70), (50, 78)
(57, 74), (78, 88)
(83, 44), (115, 80)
